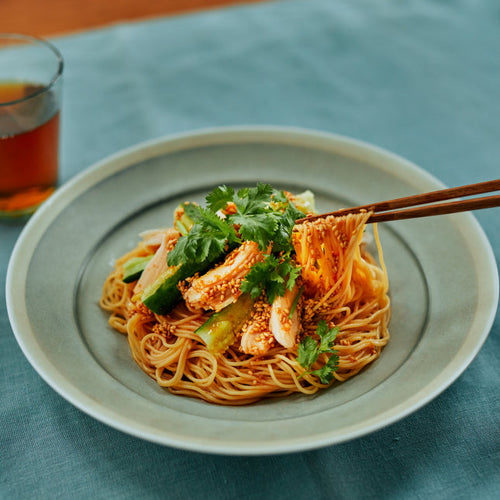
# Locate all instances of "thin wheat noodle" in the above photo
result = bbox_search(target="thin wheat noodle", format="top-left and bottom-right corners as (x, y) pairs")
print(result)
(100, 212), (390, 405)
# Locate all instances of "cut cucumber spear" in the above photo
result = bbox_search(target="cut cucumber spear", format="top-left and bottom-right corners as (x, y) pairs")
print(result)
(122, 255), (154, 283)
(195, 293), (255, 353)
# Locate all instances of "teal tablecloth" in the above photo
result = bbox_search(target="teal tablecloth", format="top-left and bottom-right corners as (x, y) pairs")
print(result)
(1, 0), (499, 498)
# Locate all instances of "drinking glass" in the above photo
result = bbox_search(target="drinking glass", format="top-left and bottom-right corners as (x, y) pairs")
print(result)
(0, 33), (63, 219)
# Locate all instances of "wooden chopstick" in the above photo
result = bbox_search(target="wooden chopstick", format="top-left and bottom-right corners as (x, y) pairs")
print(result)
(295, 179), (500, 224)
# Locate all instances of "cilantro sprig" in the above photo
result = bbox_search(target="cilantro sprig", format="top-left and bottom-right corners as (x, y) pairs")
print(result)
(168, 183), (305, 270)
(207, 183), (302, 252)
(240, 253), (302, 304)
(167, 204), (238, 266)
(297, 320), (339, 384)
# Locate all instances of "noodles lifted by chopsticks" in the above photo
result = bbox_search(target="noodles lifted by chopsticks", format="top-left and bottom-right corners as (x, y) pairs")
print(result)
(100, 185), (390, 405)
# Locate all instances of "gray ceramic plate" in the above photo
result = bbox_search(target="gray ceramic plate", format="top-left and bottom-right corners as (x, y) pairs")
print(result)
(7, 126), (498, 455)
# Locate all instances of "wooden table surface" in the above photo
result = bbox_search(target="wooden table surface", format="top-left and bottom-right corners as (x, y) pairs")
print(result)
(1, 0), (266, 37)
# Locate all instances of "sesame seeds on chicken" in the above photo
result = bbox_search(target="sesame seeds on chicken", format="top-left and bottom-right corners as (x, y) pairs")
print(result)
(183, 240), (264, 312)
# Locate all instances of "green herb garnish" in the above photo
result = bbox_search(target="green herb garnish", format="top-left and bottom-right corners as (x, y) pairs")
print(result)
(297, 320), (339, 384)
(168, 184), (305, 296)
(167, 205), (238, 266)
(240, 253), (301, 304)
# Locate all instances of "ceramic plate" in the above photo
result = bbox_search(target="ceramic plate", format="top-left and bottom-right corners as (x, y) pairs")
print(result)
(6, 126), (498, 455)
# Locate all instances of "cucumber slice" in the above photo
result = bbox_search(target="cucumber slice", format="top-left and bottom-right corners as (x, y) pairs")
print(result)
(195, 293), (255, 353)
(122, 255), (154, 283)
(293, 189), (316, 214)
(173, 202), (195, 236)
(141, 262), (199, 315)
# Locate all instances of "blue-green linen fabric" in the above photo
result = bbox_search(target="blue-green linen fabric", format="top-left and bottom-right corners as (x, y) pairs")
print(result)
(1, 0), (499, 498)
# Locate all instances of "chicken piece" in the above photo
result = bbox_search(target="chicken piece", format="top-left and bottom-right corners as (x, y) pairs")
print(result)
(183, 241), (264, 312)
(269, 284), (300, 348)
(140, 228), (178, 249)
(196, 293), (256, 353)
(239, 300), (273, 356)
(134, 229), (179, 294)
(240, 322), (273, 356)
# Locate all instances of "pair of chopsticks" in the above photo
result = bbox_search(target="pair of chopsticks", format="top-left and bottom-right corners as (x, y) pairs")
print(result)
(295, 179), (500, 224)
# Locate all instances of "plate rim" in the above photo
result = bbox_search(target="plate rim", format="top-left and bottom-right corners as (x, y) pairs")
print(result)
(6, 125), (499, 455)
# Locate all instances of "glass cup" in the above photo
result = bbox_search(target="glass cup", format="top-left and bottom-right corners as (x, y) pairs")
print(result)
(0, 33), (63, 219)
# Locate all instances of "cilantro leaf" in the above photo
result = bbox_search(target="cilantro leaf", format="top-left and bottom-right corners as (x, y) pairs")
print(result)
(224, 183), (277, 250)
(316, 320), (339, 352)
(240, 255), (285, 302)
(297, 320), (339, 384)
(193, 206), (237, 239)
(240, 253), (301, 303)
(280, 256), (302, 291)
(270, 188), (289, 205)
(239, 262), (269, 299)
(234, 183), (273, 214)
(167, 206), (238, 266)
(206, 185), (235, 212)
(182, 202), (202, 221)
(269, 198), (305, 254)
(297, 336), (319, 368)
(230, 212), (277, 250)
(310, 355), (339, 384)
(167, 225), (226, 265)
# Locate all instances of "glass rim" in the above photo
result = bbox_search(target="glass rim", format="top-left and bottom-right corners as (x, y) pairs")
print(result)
(0, 33), (64, 107)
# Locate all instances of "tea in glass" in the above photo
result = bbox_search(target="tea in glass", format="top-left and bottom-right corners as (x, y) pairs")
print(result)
(0, 34), (63, 218)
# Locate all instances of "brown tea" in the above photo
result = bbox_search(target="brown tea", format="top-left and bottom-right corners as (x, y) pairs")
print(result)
(0, 81), (59, 216)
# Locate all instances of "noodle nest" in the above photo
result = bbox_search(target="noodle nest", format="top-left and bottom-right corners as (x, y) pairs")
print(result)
(100, 211), (390, 405)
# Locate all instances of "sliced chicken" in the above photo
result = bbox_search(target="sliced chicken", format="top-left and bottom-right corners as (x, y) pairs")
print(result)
(269, 284), (301, 348)
(239, 301), (273, 356)
(134, 229), (179, 294)
(183, 241), (264, 312)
